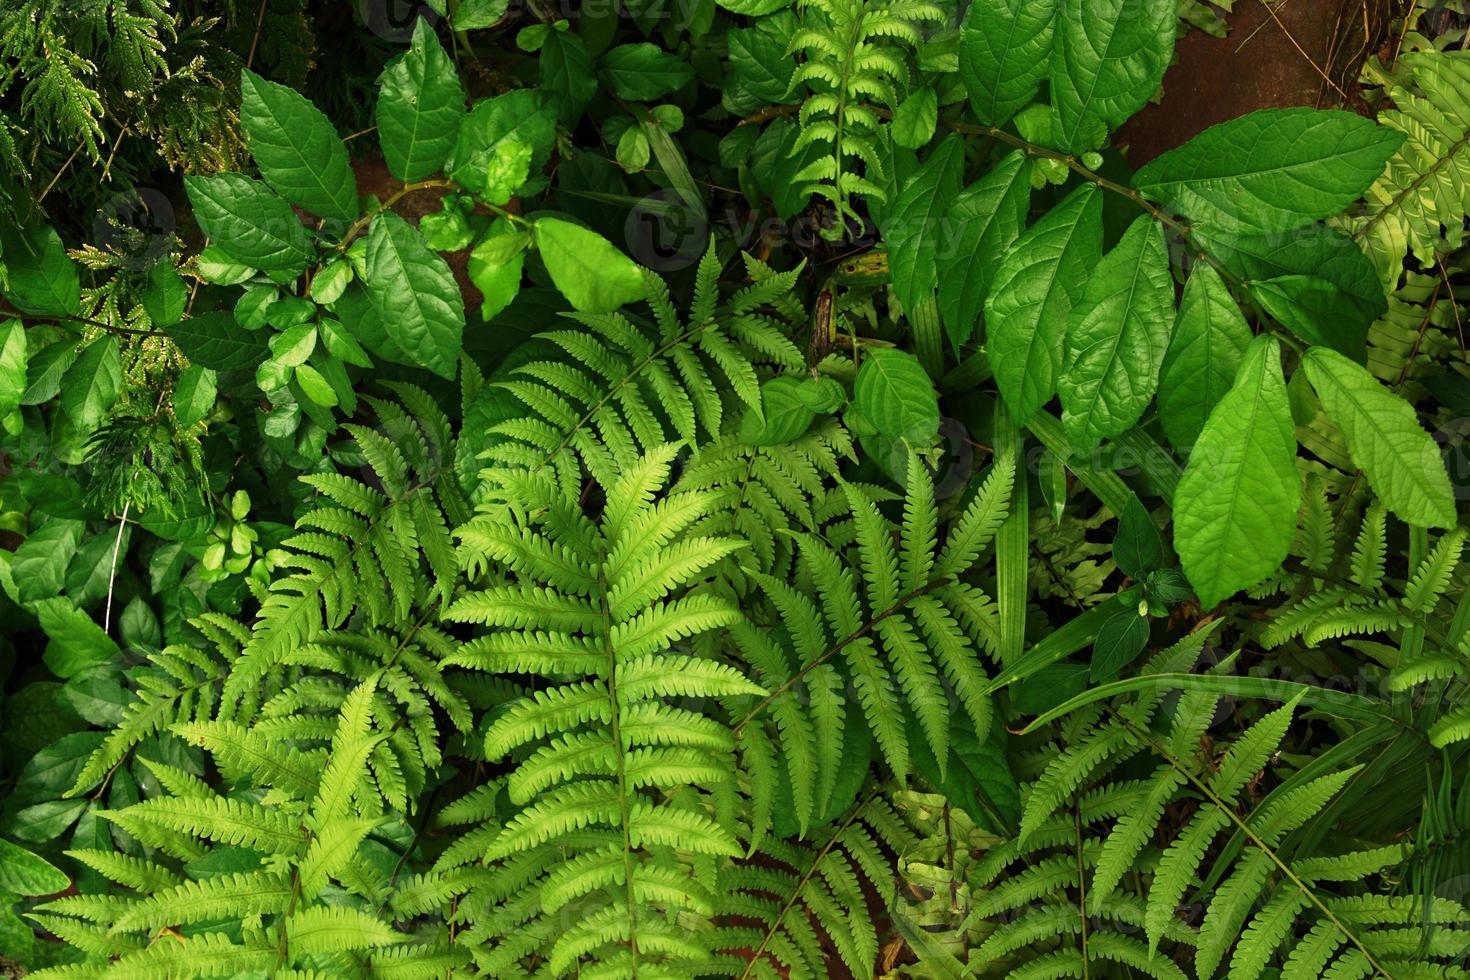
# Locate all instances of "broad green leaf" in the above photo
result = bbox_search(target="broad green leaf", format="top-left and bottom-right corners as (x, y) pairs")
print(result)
(1175, 336), (1298, 607)
(196, 245), (257, 285)
(312, 260), (352, 305)
(740, 377), (817, 445)
(240, 69), (358, 221)
(34, 597), (122, 679)
(468, 220), (527, 320)
(937, 151), (1031, 348)
(60, 336), (121, 432)
(1113, 496), (1164, 579)
(892, 87), (938, 149)
(729, 19), (794, 103)
(1303, 346), (1457, 528)
(1133, 109), (1403, 234)
(21, 342), (75, 406)
(880, 135), (965, 314)
(13, 519), (83, 603)
(1253, 274), (1369, 361)
(454, 0), (509, 28)
(448, 90), (556, 196)
(0, 319), (27, 418)
(1058, 216), (1174, 449)
(987, 184), (1103, 425)
(540, 31), (598, 124)
(1050, 0), (1174, 153)
(599, 43), (695, 100)
(10, 800), (86, 843)
(1196, 222), (1383, 362)
(364, 213), (465, 378)
(0, 224), (80, 316)
(173, 364), (217, 426)
(185, 174), (314, 275)
(533, 217), (644, 313)
(376, 18), (466, 181)
(1091, 606), (1150, 681)
(294, 362), (338, 407)
(851, 348), (939, 442)
(142, 262), (188, 326)
(0, 837), (68, 895)
(1157, 263), (1252, 451)
(168, 311), (270, 372)
(959, 0), (1057, 126)
(715, 0), (788, 14)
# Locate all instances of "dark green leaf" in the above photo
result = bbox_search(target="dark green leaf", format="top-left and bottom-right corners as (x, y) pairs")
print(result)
(1134, 109), (1403, 234)
(851, 348), (939, 442)
(880, 135), (965, 314)
(168, 311), (270, 372)
(1058, 216), (1175, 449)
(959, 0), (1057, 126)
(0, 224), (80, 316)
(987, 184), (1103, 425)
(60, 336), (121, 432)
(376, 18), (466, 181)
(1157, 263), (1251, 452)
(1090, 606), (1150, 681)
(34, 598), (121, 679)
(937, 151), (1031, 348)
(1051, 0), (1174, 153)
(1113, 497), (1164, 579)
(185, 174), (314, 275)
(599, 43), (695, 100)
(363, 213), (465, 378)
(240, 69), (358, 221)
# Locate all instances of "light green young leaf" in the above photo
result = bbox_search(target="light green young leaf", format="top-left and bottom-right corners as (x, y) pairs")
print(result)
(1303, 346), (1457, 528)
(448, 90), (556, 194)
(880, 134), (965, 315)
(467, 219), (526, 320)
(376, 18), (466, 181)
(1157, 263), (1251, 452)
(1050, 0), (1174, 153)
(1133, 108), (1403, 234)
(937, 151), (1031, 349)
(60, 336), (121, 432)
(185, 174), (314, 275)
(851, 348), (939, 443)
(533, 217), (644, 313)
(959, 0), (1057, 126)
(240, 69), (358, 221)
(1058, 216), (1174, 449)
(364, 212), (465, 378)
(987, 183), (1103, 425)
(1175, 336), (1298, 608)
